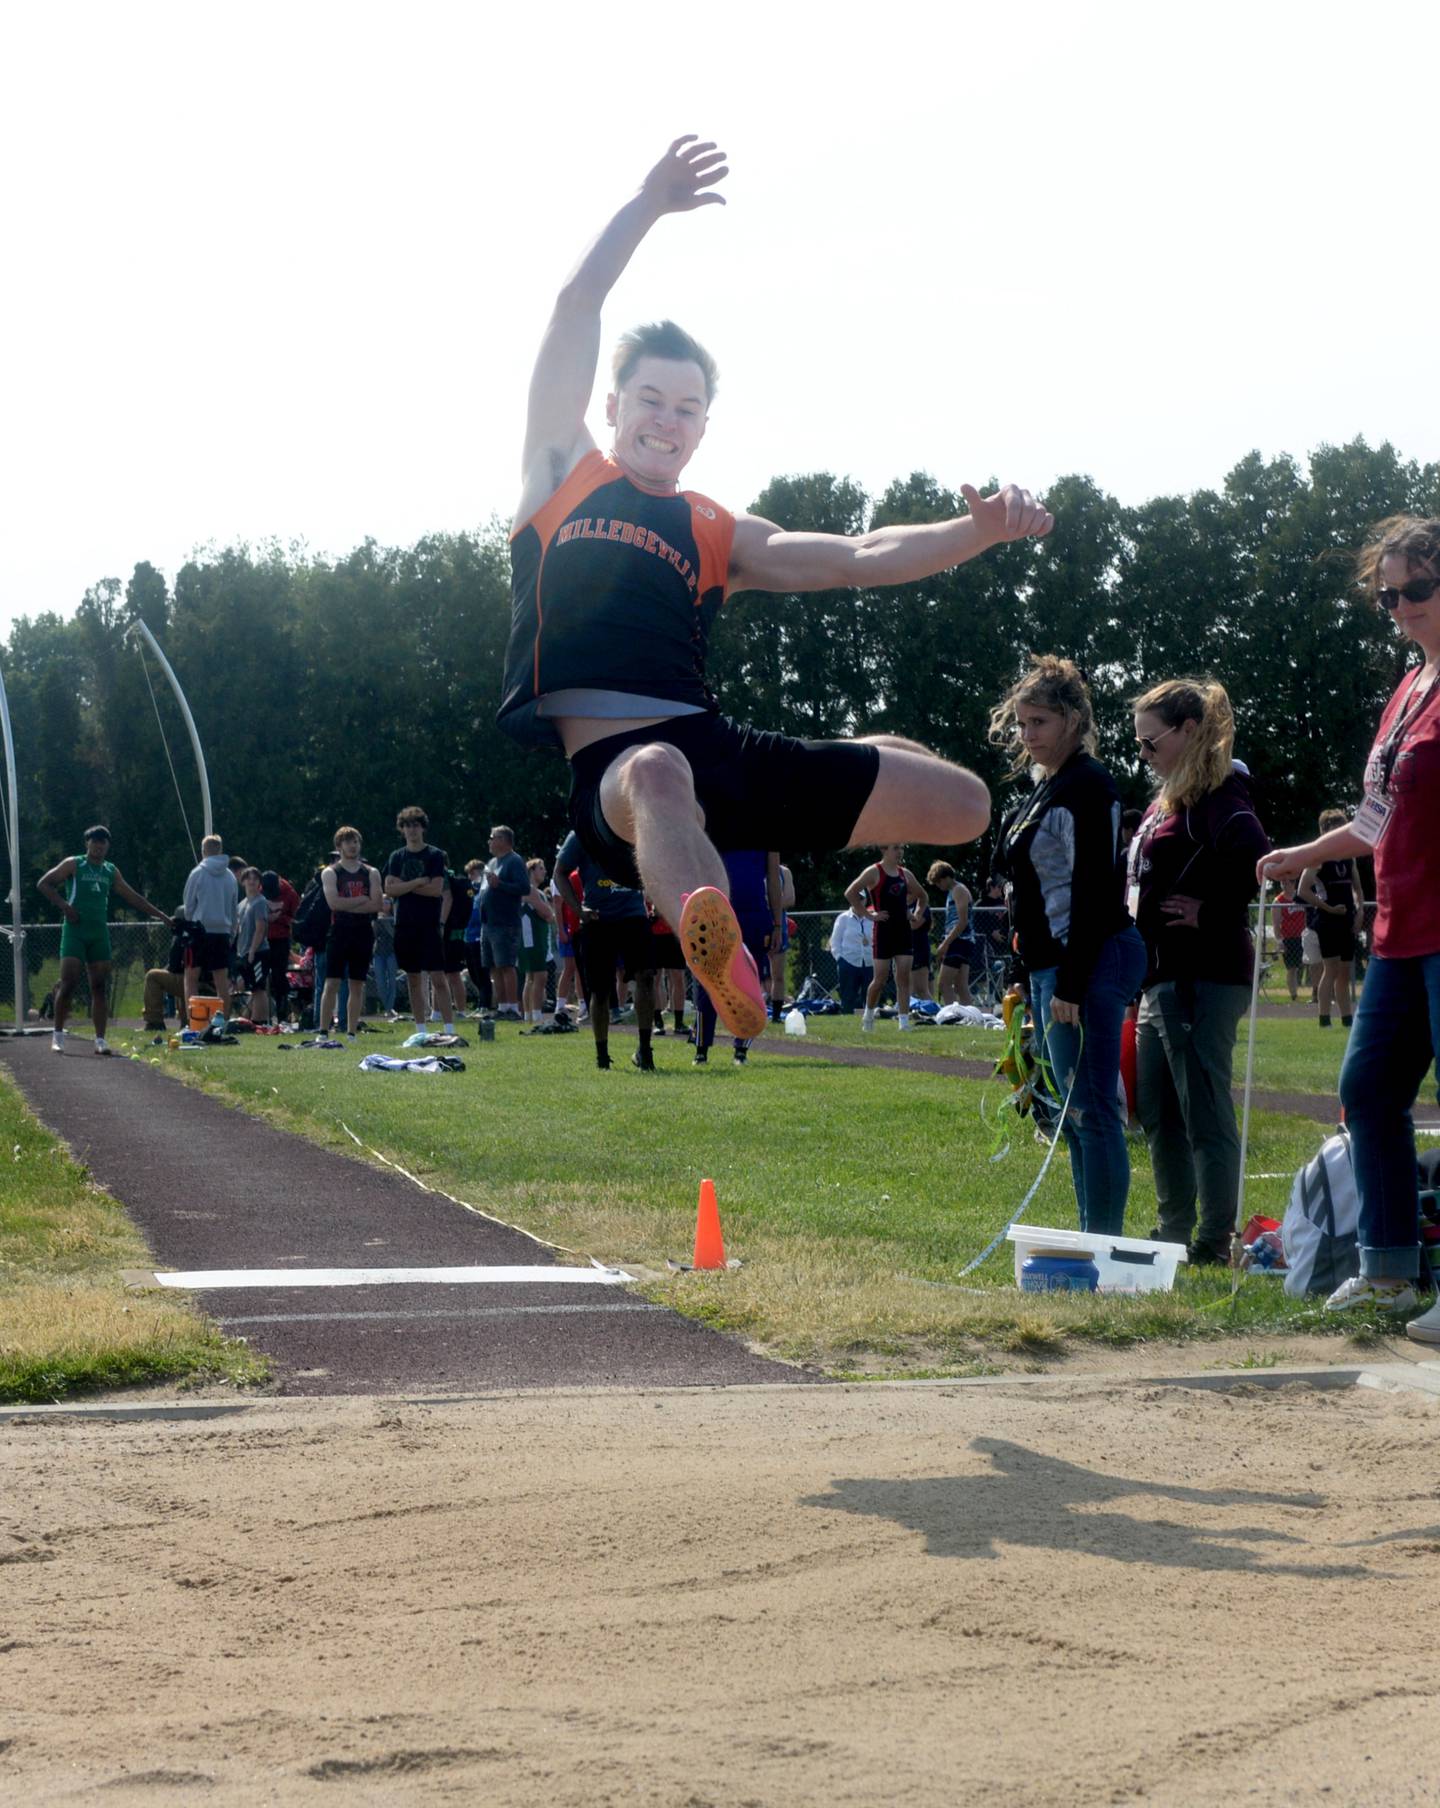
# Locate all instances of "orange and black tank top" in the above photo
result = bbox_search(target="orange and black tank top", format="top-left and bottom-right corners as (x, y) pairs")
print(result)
(498, 450), (736, 752)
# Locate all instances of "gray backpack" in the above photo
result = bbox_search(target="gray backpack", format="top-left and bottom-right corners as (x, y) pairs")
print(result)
(1281, 1129), (1359, 1298)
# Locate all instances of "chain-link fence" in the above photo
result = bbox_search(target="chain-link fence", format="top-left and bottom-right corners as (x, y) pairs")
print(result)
(2, 920), (175, 1024)
(1, 899), (1384, 1025)
(778, 900), (1380, 1010)
(781, 906), (1015, 1009)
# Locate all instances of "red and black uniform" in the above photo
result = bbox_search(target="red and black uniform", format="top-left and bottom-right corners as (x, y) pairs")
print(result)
(499, 452), (880, 887)
(325, 863), (376, 980)
(872, 867), (912, 962)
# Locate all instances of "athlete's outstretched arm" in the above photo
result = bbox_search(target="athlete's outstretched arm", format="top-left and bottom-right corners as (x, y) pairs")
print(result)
(729, 484), (1054, 593)
(516, 136), (728, 524)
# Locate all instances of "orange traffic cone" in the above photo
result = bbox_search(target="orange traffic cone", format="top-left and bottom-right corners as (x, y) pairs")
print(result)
(692, 1177), (726, 1270)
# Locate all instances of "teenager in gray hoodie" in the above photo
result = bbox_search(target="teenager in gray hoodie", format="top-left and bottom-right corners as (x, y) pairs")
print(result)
(183, 835), (239, 1005)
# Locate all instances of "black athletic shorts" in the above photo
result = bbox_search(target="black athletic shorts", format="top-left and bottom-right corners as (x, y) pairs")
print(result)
(576, 918), (656, 995)
(942, 938), (977, 971)
(874, 917), (911, 962)
(443, 935), (467, 974)
(237, 951), (268, 992)
(568, 712), (881, 889)
(324, 929), (374, 980)
(191, 931), (233, 977)
(1316, 914), (1356, 962)
(394, 921), (445, 975)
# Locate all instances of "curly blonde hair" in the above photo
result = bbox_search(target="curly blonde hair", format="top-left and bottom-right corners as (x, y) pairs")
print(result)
(988, 655), (1096, 780)
(1131, 677), (1235, 813)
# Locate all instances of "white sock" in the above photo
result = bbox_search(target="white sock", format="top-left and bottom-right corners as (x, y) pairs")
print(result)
(443, 1022), (454, 1036)
(898, 1013), (910, 1030)
(53, 1027), (65, 1043)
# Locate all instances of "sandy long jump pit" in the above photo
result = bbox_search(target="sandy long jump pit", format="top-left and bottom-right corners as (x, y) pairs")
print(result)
(3, 1369), (1440, 1807)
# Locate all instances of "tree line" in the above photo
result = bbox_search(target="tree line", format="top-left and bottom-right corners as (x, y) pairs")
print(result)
(4, 435), (1435, 916)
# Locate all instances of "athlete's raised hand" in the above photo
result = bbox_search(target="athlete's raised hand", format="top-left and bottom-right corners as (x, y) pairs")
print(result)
(960, 484), (1054, 548)
(640, 136), (729, 216)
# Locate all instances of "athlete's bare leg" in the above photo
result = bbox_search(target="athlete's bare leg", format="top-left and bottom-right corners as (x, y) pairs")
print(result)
(599, 742), (728, 929)
(847, 737), (990, 847)
(319, 976), (342, 1034)
(53, 956), (82, 1033)
(88, 962), (111, 1039)
(865, 957), (893, 1013)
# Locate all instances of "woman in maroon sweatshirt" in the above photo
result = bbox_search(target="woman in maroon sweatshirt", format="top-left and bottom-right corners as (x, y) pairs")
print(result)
(1128, 679), (1269, 1265)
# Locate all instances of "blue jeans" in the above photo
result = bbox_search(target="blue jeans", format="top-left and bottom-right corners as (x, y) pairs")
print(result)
(1030, 926), (1148, 1237)
(1338, 951), (1440, 1280)
(370, 949), (398, 1015)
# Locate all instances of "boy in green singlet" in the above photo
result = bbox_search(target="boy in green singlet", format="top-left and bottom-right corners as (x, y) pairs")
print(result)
(38, 827), (172, 1055)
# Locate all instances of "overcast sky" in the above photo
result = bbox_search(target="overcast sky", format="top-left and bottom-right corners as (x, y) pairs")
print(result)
(2, 0), (1435, 638)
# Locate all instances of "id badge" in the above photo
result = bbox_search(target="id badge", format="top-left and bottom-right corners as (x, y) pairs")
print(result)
(1351, 793), (1392, 849)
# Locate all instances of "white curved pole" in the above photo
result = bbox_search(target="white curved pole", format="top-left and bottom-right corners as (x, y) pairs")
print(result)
(0, 656), (24, 1026)
(126, 619), (213, 839)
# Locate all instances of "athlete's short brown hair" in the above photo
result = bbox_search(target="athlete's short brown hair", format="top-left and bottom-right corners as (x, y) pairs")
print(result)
(612, 320), (718, 404)
(396, 806), (428, 829)
(334, 825), (362, 848)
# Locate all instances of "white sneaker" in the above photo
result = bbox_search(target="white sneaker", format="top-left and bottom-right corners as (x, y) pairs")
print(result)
(1405, 1297), (1440, 1345)
(897, 1014), (911, 1031)
(1324, 1275), (1418, 1314)
(51, 1030), (65, 1054)
(93, 1037), (112, 1057)
(861, 1010), (876, 1033)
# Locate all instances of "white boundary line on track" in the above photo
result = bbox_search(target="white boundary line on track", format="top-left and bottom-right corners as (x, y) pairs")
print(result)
(148, 1264), (634, 1289)
(216, 1302), (660, 1325)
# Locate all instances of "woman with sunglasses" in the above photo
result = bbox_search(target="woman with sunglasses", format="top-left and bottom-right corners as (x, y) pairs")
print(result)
(1127, 678), (1269, 1265)
(989, 657), (1146, 1236)
(1261, 517), (1440, 1340)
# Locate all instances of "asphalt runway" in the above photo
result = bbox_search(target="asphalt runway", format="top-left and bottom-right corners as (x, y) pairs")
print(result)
(0, 1038), (817, 1396)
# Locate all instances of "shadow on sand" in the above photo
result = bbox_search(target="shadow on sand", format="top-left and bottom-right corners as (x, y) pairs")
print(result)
(801, 1436), (1375, 1579)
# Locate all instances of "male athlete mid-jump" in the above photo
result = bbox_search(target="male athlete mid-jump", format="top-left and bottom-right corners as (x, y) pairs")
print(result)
(498, 137), (1054, 1041)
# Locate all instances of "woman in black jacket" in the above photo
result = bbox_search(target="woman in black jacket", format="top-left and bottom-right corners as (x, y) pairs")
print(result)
(1128, 678), (1269, 1264)
(990, 657), (1146, 1235)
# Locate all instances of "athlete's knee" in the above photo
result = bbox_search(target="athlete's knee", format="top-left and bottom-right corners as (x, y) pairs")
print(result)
(926, 768), (990, 843)
(613, 741), (698, 816)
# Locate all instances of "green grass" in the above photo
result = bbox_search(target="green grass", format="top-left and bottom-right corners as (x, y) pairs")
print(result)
(0, 1068), (269, 1403)
(786, 1007), (1352, 1102)
(119, 1015), (1401, 1375)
